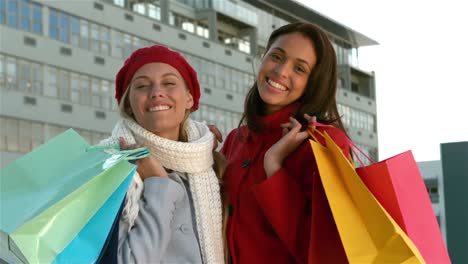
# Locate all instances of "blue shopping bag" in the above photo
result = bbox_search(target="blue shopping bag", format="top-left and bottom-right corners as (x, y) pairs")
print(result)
(0, 129), (149, 263)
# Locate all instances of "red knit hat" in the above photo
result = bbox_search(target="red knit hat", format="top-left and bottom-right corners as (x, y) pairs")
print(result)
(115, 45), (200, 111)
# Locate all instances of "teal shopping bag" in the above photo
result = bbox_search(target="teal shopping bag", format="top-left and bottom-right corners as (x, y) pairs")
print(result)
(0, 129), (149, 263)
(53, 167), (134, 264)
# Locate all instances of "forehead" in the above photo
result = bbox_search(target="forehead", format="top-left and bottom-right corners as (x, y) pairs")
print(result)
(132, 62), (182, 80)
(269, 32), (317, 64)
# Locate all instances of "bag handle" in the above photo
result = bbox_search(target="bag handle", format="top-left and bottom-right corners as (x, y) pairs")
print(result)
(307, 122), (376, 166)
(86, 144), (151, 161)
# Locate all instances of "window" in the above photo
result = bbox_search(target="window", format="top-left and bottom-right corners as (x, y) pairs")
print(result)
(6, 118), (19, 152)
(111, 31), (124, 59)
(20, 1), (30, 31)
(31, 121), (43, 149)
(46, 124), (66, 140)
(59, 12), (69, 42)
(3, 0), (41, 33)
(70, 73), (80, 103)
(18, 59), (31, 92)
(80, 20), (89, 49)
(70, 16), (80, 46)
(44, 66), (58, 98)
(6, 56), (16, 89)
(90, 22), (99, 53)
(31, 1), (41, 33)
(91, 78), (111, 109)
(0, 116), (6, 150)
(0, 54), (5, 89)
(7, 0), (18, 28)
(19, 119), (32, 152)
(49, 9), (59, 39)
(0, 0), (6, 24)
(31, 61), (42, 95)
(58, 69), (70, 100)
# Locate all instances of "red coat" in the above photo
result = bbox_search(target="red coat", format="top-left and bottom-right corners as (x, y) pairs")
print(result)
(221, 104), (351, 264)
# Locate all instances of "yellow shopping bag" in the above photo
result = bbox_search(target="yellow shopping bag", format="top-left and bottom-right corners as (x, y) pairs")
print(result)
(308, 129), (425, 263)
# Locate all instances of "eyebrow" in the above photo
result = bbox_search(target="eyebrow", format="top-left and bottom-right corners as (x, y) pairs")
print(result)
(132, 72), (181, 82)
(271, 47), (313, 70)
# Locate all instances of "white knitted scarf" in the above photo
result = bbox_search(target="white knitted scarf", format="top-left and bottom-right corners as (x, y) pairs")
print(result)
(100, 118), (224, 264)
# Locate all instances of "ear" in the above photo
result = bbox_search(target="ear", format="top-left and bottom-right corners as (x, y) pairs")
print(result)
(185, 91), (194, 110)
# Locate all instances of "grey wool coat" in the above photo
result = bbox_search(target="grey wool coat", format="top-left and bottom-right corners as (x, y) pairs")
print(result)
(117, 172), (203, 264)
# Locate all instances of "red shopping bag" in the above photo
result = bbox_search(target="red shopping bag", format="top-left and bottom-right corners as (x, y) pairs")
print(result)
(355, 150), (451, 264)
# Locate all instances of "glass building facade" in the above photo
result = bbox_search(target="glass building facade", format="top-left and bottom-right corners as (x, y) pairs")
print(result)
(0, 0), (378, 167)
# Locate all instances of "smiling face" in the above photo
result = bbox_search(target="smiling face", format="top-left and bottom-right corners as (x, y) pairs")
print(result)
(128, 62), (194, 140)
(257, 32), (317, 115)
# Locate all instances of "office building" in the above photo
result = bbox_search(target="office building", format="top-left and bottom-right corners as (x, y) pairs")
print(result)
(0, 0), (378, 167)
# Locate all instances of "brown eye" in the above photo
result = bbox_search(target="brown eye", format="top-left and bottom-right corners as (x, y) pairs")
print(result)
(295, 65), (306, 73)
(270, 53), (282, 61)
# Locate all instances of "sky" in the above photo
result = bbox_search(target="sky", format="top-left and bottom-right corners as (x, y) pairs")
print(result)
(296, 0), (468, 162)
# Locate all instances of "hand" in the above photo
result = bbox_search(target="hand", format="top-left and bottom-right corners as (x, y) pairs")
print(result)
(264, 117), (309, 177)
(119, 138), (168, 180)
(208, 124), (223, 150)
(304, 113), (317, 131)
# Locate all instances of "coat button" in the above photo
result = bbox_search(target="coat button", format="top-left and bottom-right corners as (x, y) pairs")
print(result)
(242, 159), (250, 168)
(179, 224), (191, 234)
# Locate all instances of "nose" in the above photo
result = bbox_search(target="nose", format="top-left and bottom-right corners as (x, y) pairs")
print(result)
(274, 62), (292, 79)
(150, 83), (163, 98)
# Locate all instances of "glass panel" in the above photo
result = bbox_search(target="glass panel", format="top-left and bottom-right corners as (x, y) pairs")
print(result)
(111, 30), (124, 58)
(0, 54), (4, 89)
(6, 56), (16, 89)
(70, 73), (80, 103)
(79, 75), (90, 105)
(90, 23), (99, 52)
(80, 20), (89, 49)
(0, 116), (6, 151)
(19, 120), (32, 152)
(0, 0), (6, 24)
(59, 12), (69, 42)
(101, 80), (110, 109)
(20, 4), (29, 31)
(49, 9), (58, 39)
(32, 5), (41, 33)
(6, 118), (19, 152)
(31, 62), (42, 95)
(31, 122), (43, 150)
(91, 78), (100, 108)
(58, 70), (70, 100)
(44, 66), (58, 98)
(18, 59), (30, 92)
(70, 16), (80, 46)
(7, 0), (17, 27)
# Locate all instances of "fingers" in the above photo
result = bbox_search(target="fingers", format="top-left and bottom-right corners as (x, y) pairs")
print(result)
(119, 137), (142, 150)
(304, 114), (317, 131)
(208, 125), (223, 143)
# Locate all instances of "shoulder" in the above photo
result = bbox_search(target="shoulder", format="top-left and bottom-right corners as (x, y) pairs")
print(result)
(221, 126), (248, 155)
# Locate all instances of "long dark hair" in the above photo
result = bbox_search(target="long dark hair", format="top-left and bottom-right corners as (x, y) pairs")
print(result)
(240, 22), (345, 133)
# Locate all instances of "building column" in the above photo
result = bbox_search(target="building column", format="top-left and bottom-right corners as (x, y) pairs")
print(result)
(243, 27), (257, 56)
(160, 0), (170, 24)
(196, 10), (218, 42)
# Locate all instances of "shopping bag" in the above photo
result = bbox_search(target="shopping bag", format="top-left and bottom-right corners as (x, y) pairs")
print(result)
(53, 168), (133, 264)
(308, 129), (425, 263)
(355, 151), (451, 263)
(0, 129), (148, 263)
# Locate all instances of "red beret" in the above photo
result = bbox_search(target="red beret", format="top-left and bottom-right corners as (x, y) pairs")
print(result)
(115, 45), (200, 111)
